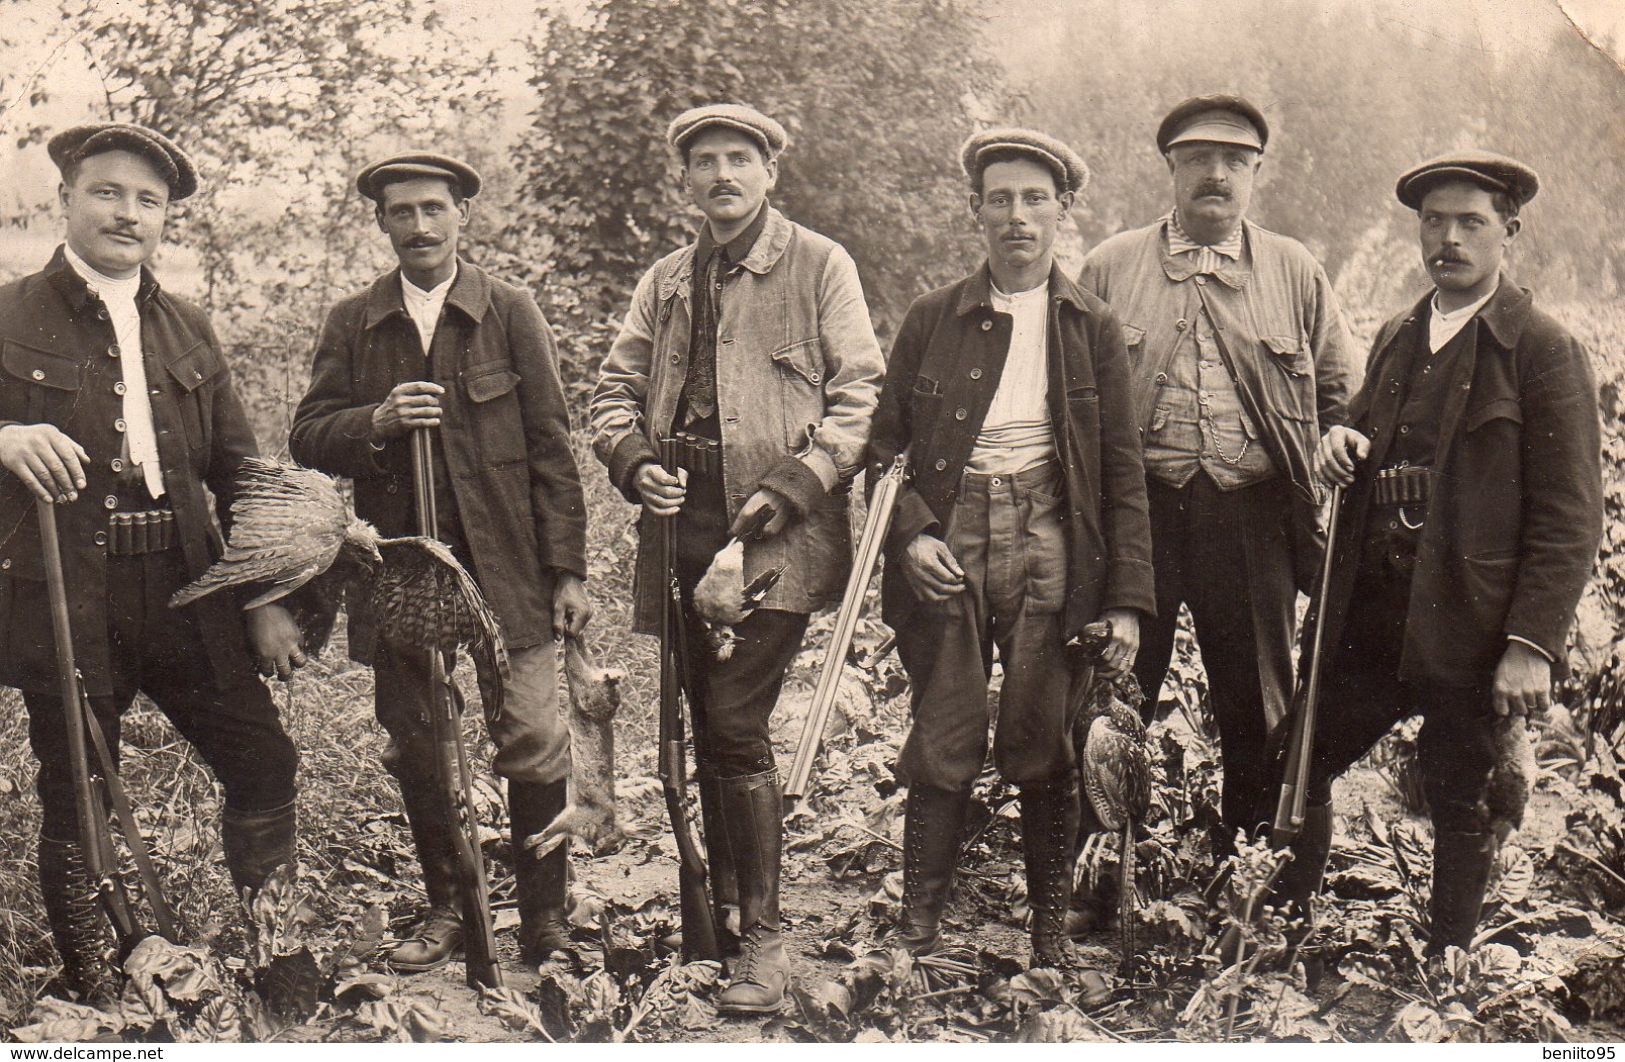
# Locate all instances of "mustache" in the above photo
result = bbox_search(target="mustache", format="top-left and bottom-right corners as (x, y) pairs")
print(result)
(709, 184), (743, 198)
(1432, 251), (1469, 265)
(404, 237), (443, 249)
(1194, 182), (1231, 199)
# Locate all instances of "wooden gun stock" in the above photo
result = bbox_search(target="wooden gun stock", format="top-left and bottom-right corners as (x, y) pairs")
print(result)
(411, 430), (503, 989)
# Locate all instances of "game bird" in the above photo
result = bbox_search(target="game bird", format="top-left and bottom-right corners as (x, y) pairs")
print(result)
(1069, 619), (1152, 968)
(170, 458), (507, 709)
(691, 508), (786, 661)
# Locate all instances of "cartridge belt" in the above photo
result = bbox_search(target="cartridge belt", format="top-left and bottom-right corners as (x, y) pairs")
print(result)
(107, 508), (178, 556)
(1372, 464), (1432, 507)
(664, 431), (723, 480)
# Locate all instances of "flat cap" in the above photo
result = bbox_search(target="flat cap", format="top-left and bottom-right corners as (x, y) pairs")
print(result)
(1395, 150), (1539, 211)
(666, 104), (788, 159)
(1157, 94), (1269, 154)
(47, 123), (198, 200)
(960, 127), (1089, 195)
(356, 152), (481, 202)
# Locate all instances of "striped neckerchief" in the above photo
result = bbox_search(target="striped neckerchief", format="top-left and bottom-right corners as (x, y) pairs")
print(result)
(1165, 211), (1243, 276)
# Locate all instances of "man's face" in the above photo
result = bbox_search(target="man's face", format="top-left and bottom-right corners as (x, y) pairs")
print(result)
(59, 150), (170, 279)
(1418, 181), (1518, 297)
(971, 158), (1072, 276)
(1166, 141), (1261, 234)
(682, 128), (776, 229)
(376, 177), (468, 282)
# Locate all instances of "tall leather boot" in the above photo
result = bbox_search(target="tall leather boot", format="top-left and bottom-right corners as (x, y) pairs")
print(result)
(1021, 780), (1081, 969)
(714, 770), (789, 1015)
(895, 784), (969, 955)
(388, 773), (465, 972)
(222, 801), (297, 902)
(698, 769), (742, 955)
(38, 832), (120, 1003)
(510, 779), (572, 963)
(1427, 830), (1495, 956)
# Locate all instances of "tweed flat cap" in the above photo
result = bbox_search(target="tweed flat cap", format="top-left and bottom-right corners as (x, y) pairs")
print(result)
(1395, 151), (1539, 211)
(356, 152), (481, 202)
(47, 123), (198, 200)
(960, 127), (1089, 194)
(1157, 94), (1269, 154)
(666, 104), (788, 159)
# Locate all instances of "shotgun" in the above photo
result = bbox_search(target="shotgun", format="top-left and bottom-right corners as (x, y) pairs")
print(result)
(656, 435), (721, 961)
(1217, 484), (1343, 960)
(783, 455), (907, 807)
(410, 429), (503, 989)
(38, 501), (178, 949)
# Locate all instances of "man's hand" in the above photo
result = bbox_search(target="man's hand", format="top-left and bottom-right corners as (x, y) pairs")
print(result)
(1095, 607), (1141, 679)
(245, 603), (306, 682)
(901, 533), (965, 602)
(1315, 425), (1370, 487)
(635, 461), (687, 517)
(370, 381), (445, 442)
(0, 423), (89, 503)
(730, 488), (791, 539)
(552, 572), (592, 638)
(1493, 640), (1552, 717)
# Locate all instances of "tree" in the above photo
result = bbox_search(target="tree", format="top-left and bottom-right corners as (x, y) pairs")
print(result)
(503, 0), (1016, 393)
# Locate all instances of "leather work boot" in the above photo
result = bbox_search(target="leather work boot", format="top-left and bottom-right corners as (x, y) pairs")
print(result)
(510, 779), (572, 963)
(714, 770), (789, 1016)
(1216, 801), (1333, 966)
(698, 769), (742, 956)
(388, 774), (464, 972)
(1020, 780), (1081, 970)
(894, 784), (969, 955)
(1427, 829), (1496, 956)
(221, 801), (298, 902)
(38, 832), (121, 1003)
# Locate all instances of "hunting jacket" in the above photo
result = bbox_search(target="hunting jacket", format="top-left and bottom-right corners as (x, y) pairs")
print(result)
(590, 207), (885, 635)
(0, 247), (261, 695)
(290, 260), (587, 661)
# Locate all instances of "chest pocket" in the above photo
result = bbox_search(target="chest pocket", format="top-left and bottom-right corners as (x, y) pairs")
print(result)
(1260, 333), (1314, 421)
(1464, 396), (1522, 433)
(461, 363), (526, 465)
(164, 341), (224, 451)
(3, 341), (83, 423)
(771, 337), (826, 450)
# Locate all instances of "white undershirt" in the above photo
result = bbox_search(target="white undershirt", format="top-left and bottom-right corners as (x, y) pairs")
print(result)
(967, 280), (1056, 474)
(64, 245), (164, 499)
(401, 267), (456, 355)
(1429, 285), (1496, 353)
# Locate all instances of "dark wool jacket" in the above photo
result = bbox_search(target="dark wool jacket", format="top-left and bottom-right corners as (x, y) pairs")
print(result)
(290, 261), (587, 662)
(1323, 278), (1602, 686)
(0, 247), (262, 695)
(865, 263), (1157, 639)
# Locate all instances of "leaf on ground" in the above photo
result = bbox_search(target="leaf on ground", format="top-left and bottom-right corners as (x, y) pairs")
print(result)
(356, 997), (447, 1042)
(11, 998), (124, 1043)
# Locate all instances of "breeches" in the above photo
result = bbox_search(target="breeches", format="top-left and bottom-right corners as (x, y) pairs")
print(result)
(895, 461), (1072, 791)
(23, 551), (298, 839)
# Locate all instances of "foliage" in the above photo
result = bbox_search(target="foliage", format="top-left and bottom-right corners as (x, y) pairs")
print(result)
(501, 0), (1013, 395)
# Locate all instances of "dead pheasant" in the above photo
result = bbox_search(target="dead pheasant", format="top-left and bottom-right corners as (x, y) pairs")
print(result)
(1068, 619), (1151, 968)
(526, 633), (626, 858)
(170, 458), (507, 709)
(691, 507), (786, 661)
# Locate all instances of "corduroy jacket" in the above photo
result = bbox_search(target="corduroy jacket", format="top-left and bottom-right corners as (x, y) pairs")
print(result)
(866, 263), (1157, 639)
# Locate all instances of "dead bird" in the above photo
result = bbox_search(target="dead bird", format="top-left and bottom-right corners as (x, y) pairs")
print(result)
(527, 633), (626, 858)
(691, 507), (786, 661)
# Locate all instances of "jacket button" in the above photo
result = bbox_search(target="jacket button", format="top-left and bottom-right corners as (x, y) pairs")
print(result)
(111, 458), (124, 472)
(31, 369), (44, 381)
(114, 382), (127, 395)
(1398, 425), (1410, 435)
(104, 495), (118, 510)
(969, 368), (983, 380)
(114, 418), (127, 433)
(980, 320), (992, 331)
(1176, 319), (1188, 331)
(670, 354), (680, 363)
(954, 408), (968, 420)
(94, 532), (108, 547)
(386, 481), (398, 495)
(1, 558), (10, 570)
(809, 372), (821, 384)
(1155, 372), (1168, 385)
(934, 458), (947, 471)
(1195, 276), (1207, 286)
(108, 344), (120, 358)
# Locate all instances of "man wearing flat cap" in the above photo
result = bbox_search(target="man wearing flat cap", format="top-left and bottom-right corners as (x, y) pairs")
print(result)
(0, 123), (303, 998)
(1281, 152), (1601, 960)
(291, 151), (591, 973)
(1075, 94), (1357, 868)
(591, 103), (883, 1013)
(865, 128), (1154, 972)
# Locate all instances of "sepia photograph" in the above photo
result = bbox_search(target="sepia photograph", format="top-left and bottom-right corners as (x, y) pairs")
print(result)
(0, 0), (1621, 1045)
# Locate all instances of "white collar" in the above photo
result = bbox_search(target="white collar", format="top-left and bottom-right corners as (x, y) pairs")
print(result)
(991, 278), (1049, 303)
(402, 265), (456, 302)
(1431, 285), (1496, 327)
(64, 243), (141, 301)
